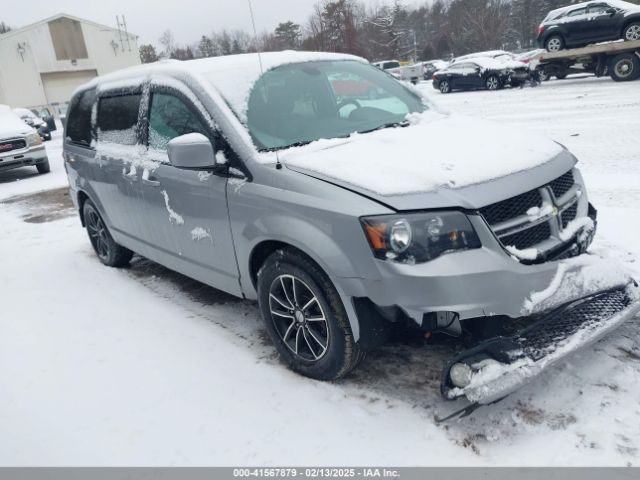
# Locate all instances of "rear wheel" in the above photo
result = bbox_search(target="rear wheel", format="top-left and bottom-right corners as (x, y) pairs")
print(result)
(439, 80), (451, 93)
(36, 159), (50, 174)
(623, 22), (640, 42)
(538, 69), (550, 82)
(555, 72), (568, 80)
(257, 248), (363, 381)
(83, 199), (133, 267)
(609, 53), (640, 82)
(545, 35), (564, 52)
(485, 75), (500, 90)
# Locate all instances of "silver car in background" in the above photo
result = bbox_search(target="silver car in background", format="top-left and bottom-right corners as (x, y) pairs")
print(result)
(62, 52), (639, 412)
(0, 105), (49, 175)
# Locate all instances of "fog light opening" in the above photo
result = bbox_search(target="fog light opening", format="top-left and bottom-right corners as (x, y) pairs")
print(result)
(450, 362), (473, 388)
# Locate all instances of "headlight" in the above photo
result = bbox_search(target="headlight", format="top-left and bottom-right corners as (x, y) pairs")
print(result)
(26, 132), (42, 146)
(361, 211), (481, 264)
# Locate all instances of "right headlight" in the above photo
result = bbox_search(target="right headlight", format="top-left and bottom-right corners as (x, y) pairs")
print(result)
(361, 211), (481, 264)
(26, 132), (42, 147)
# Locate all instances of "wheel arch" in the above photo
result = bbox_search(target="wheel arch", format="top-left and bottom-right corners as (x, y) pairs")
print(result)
(621, 18), (640, 36)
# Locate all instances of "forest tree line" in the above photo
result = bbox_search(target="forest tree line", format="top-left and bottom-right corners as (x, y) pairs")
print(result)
(137, 0), (640, 63)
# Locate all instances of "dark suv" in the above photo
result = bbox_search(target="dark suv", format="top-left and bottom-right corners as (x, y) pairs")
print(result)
(537, 0), (640, 51)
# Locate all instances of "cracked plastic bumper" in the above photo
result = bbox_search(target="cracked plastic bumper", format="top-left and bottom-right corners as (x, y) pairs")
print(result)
(441, 284), (640, 405)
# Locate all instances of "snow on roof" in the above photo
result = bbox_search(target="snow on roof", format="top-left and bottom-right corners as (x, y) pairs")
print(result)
(83, 51), (366, 123)
(439, 56), (526, 73)
(545, 0), (639, 20)
(452, 50), (512, 63)
(0, 13), (138, 41)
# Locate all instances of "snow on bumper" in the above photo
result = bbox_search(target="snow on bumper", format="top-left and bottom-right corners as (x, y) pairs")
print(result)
(442, 283), (640, 405)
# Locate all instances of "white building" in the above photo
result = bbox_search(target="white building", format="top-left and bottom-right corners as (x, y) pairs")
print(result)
(0, 13), (140, 116)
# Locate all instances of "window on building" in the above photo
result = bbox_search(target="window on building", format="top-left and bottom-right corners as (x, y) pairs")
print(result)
(48, 17), (89, 60)
(66, 88), (96, 147)
(97, 94), (141, 145)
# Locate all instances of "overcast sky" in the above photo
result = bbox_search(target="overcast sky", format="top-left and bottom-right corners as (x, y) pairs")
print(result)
(2, 0), (418, 46)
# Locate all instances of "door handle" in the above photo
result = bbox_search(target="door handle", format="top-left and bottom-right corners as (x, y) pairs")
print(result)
(122, 165), (138, 182)
(142, 170), (161, 187)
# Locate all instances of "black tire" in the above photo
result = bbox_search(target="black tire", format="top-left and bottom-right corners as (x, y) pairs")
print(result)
(545, 35), (565, 52)
(83, 199), (133, 268)
(622, 22), (640, 42)
(36, 159), (50, 174)
(555, 72), (568, 80)
(257, 248), (363, 381)
(538, 69), (550, 82)
(439, 80), (451, 93)
(485, 75), (500, 91)
(609, 53), (640, 82)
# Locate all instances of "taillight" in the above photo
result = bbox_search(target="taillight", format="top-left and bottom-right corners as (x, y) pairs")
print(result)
(432, 73), (438, 81)
(537, 24), (545, 35)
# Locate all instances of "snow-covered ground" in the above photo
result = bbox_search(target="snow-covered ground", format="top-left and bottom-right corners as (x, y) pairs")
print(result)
(1, 76), (640, 466)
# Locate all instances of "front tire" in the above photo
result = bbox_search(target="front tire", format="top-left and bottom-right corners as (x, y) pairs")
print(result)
(36, 159), (50, 174)
(545, 35), (564, 52)
(623, 22), (640, 42)
(257, 248), (363, 381)
(83, 199), (133, 267)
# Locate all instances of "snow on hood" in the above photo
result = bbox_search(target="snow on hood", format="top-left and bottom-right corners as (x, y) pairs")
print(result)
(0, 105), (34, 138)
(277, 112), (564, 196)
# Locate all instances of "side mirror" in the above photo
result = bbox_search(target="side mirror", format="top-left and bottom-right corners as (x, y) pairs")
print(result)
(167, 133), (216, 170)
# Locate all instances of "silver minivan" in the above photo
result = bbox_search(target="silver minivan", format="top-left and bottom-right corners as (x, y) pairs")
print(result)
(63, 51), (639, 408)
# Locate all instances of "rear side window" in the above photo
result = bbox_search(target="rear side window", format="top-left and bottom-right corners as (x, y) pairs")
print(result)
(148, 93), (209, 151)
(66, 88), (96, 147)
(97, 94), (141, 145)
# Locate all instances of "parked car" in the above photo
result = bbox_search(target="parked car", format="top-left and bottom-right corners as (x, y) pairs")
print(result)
(0, 105), (49, 174)
(14, 107), (52, 141)
(30, 106), (57, 132)
(372, 60), (403, 80)
(432, 57), (530, 93)
(422, 60), (449, 80)
(537, 0), (640, 51)
(63, 52), (639, 406)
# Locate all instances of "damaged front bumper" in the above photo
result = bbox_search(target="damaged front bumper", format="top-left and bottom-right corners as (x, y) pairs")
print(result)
(441, 283), (640, 406)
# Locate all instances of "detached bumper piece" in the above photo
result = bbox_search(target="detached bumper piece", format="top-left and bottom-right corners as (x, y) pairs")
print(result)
(441, 286), (640, 409)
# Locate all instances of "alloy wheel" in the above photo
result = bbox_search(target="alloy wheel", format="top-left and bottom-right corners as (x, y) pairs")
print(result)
(86, 209), (110, 261)
(547, 37), (562, 51)
(440, 81), (450, 93)
(268, 274), (329, 362)
(625, 24), (640, 41)
(486, 77), (499, 90)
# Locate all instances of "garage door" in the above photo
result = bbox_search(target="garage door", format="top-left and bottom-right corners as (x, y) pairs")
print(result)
(41, 70), (98, 105)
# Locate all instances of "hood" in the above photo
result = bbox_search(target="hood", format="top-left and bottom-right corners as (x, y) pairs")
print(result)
(283, 113), (576, 211)
(0, 106), (35, 139)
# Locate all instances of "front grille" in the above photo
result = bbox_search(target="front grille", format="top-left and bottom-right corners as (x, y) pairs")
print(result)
(516, 289), (630, 360)
(0, 139), (26, 153)
(501, 222), (551, 250)
(480, 189), (542, 225)
(550, 170), (574, 198)
(561, 202), (578, 228)
(479, 169), (581, 253)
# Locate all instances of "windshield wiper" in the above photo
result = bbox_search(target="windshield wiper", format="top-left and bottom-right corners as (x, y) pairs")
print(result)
(262, 140), (314, 152)
(358, 120), (410, 135)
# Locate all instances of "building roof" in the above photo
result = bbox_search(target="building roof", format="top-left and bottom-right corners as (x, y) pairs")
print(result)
(0, 13), (137, 41)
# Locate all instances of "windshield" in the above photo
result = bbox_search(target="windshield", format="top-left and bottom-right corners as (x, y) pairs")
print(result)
(246, 60), (426, 151)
